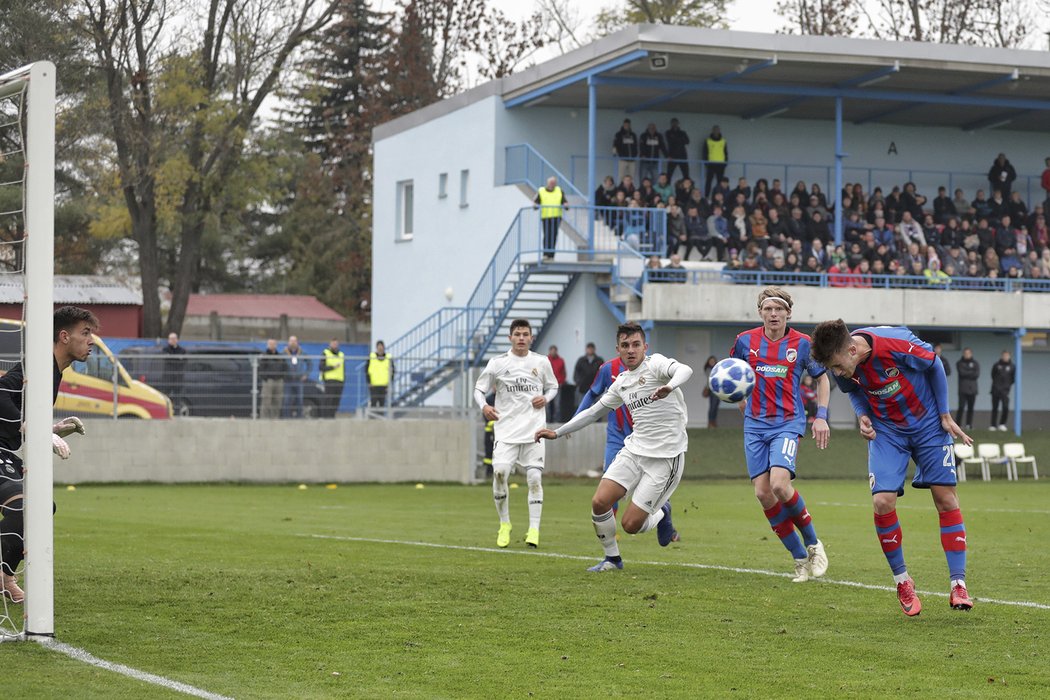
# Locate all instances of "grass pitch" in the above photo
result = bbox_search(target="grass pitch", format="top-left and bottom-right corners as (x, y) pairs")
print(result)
(2, 477), (1049, 698)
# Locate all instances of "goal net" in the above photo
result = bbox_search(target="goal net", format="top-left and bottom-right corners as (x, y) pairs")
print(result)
(0, 62), (56, 641)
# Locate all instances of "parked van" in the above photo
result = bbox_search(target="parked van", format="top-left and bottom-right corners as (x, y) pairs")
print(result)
(0, 318), (172, 419)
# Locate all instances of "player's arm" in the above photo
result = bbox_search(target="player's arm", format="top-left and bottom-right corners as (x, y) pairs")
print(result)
(650, 358), (692, 400)
(473, 363), (499, 421)
(811, 372), (831, 449)
(575, 365), (610, 415)
(534, 365), (559, 409)
(537, 393), (620, 441)
(837, 375), (876, 440)
(925, 351), (973, 446)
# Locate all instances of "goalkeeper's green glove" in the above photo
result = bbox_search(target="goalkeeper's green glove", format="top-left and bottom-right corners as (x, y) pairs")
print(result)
(53, 416), (85, 439)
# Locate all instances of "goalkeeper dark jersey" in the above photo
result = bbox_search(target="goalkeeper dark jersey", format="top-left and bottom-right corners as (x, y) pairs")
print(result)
(0, 358), (63, 455)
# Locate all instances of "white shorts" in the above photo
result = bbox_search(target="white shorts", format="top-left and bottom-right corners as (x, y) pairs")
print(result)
(604, 449), (685, 514)
(492, 441), (545, 470)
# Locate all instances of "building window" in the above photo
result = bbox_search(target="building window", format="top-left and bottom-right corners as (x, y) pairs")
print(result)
(438, 173), (448, 199)
(396, 180), (414, 240)
(459, 169), (469, 208)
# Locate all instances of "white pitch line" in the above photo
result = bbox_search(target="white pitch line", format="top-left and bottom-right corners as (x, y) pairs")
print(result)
(304, 533), (1050, 611)
(814, 501), (1050, 515)
(38, 638), (235, 700)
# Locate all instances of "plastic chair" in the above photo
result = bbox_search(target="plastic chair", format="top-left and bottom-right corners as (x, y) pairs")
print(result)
(953, 443), (976, 482)
(1003, 443), (1038, 480)
(976, 443), (1008, 481)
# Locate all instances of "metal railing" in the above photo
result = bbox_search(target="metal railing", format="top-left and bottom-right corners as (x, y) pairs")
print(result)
(711, 269), (1050, 292)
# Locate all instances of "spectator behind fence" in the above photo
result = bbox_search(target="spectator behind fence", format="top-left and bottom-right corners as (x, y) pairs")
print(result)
(573, 342), (603, 409)
(546, 345), (567, 423)
(955, 348), (979, 430)
(639, 123), (666, 184)
(161, 331), (186, 400)
(988, 152), (1017, 198)
(613, 118), (638, 183)
(664, 118), (690, 181)
(283, 335), (311, 418)
(321, 338), (345, 419)
(702, 355), (720, 428)
(366, 340), (393, 409)
(259, 338), (286, 419)
(1042, 156), (1050, 207)
(989, 350), (1015, 431)
(702, 125), (728, 197)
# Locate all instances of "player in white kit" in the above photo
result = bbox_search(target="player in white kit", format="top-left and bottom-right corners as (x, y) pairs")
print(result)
(474, 319), (559, 548)
(536, 323), (692, 571)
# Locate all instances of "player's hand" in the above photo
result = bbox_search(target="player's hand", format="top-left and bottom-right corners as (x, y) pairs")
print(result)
(648, 385), (672, 401)
(482, 405), (500, 421)
(535, 428), (557, 442)
(940, 413), (972, 446)
(531, 396), (547, 409)
(52, 434), (70, 459)
(811, 418), (830, 449)
(858, 415), (876, 441)
(53, 416), (85, 438)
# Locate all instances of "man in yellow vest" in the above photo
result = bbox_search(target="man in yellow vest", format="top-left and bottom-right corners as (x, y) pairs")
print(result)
(321, 338), (345, 418)
(366, 340), (394, 408)
(702, 124), (728, 198)
(534, 176), (568, 261)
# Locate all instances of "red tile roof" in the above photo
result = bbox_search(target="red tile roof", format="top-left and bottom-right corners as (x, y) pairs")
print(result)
(186, 294), (345, 322)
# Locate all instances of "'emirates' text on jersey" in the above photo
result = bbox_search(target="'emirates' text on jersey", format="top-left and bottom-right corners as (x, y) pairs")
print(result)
(475, 351), (558, 444)
(731, 327), (826, 435)
(597, 354), (687, 458)
(833, 326), (942, 435)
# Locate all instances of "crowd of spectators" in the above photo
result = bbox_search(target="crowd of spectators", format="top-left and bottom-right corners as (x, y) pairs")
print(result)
(597, 119), (1050, 288)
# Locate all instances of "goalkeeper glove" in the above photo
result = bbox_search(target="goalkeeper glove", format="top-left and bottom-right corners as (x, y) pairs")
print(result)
(52, 434), (71, 459)
(53, 416), (86, 438)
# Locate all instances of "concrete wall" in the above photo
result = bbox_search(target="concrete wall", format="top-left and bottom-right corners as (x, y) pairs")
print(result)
(60, 419), (476, 484)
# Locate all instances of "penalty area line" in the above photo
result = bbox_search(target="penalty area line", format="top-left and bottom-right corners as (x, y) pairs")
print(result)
(38, 638), (235, 700)
(303, 533), (1050, 612)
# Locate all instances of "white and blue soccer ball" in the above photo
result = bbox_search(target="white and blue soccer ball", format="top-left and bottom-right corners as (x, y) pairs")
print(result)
(708, 357), (756, 403)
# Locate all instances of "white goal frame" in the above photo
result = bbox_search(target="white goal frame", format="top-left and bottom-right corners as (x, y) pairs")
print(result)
(0, 61), (57, 638)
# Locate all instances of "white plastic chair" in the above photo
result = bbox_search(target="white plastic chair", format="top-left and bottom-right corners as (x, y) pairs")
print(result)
(953, 443), (976, 482)
(1003, 443), (1038, 480)
(977, 443), (1008, 481)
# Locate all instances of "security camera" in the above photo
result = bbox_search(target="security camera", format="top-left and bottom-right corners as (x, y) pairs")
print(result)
(649, 54), (669, 71)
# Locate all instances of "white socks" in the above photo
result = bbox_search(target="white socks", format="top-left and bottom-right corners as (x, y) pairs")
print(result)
(592, 510), (620, 557)
(492, 465), (510, 523)
(635, 508), (665, 534)
(526, 468), (543, 530)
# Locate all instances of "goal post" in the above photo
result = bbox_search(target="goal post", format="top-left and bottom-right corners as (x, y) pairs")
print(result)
(0, 61), (57, 639)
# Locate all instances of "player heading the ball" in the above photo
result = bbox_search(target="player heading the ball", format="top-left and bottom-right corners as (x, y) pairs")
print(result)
(811, 319), (974, 616)
(536, 323), (691, 572)
(730, 287), (831, 583)
(474, 319), (559, 549)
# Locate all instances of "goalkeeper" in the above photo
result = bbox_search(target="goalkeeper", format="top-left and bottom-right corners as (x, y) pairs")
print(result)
(1, 306), (97, 604)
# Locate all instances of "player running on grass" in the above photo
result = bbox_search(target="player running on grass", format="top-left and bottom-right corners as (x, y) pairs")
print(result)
(730, 287), (830, 583)
(474, 319), (558, 549)
(575, 350), (679, 541)
(811, 320), (974, 616)
(1, 307), (96, 603)
(536, 323), (690, 572)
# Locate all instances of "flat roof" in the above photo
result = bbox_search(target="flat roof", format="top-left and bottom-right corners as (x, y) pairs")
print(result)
(375, 25), (1050, 141)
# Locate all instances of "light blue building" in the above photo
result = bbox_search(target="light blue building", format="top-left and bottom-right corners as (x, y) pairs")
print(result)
(372, 26), (1050, 430)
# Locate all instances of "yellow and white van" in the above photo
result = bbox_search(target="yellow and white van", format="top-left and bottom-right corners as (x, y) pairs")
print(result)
(0, 318), (172, 419)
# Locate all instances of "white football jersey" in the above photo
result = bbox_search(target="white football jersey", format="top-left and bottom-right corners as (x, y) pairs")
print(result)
(475, 351), (558, 444)
(600, 353), (688, 458)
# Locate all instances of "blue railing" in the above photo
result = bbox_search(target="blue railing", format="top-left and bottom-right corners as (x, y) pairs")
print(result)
(505, 144), (586, 201)
(717, 269), (1050, 292)
(568, 154), (1046, 209)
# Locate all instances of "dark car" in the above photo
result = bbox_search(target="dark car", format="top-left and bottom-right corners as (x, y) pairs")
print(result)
(119, 344), (324, 418)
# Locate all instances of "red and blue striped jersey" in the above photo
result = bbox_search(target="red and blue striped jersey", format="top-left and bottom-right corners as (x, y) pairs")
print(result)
(576, 357), (632, 445)
(730, 327), (826, 434)
(833, 326), (950, 435)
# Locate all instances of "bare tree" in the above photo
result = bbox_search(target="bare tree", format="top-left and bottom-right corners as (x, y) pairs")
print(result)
(776, 0), (859, 36)
(80, 0), (337, 336)
(596, 0), (731, 36)
(865, 0), (1033, 47)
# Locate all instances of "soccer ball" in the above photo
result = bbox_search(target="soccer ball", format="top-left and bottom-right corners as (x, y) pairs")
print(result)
(708, 358), (755, 403)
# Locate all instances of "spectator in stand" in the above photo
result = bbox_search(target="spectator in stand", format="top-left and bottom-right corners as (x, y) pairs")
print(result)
(730, 191), (751, 217)
(921, 213), (942, 254)
(595, 175), (617, 209)
(1007, 191), (1028, 226)
(784, 251), (802, 272)
(1022, 249), (1042, 277)
(828, 259), (853, 287)
(885, 186), (903, 223)
(1032, 213), (1049, 253)
(638, 177), (657, 207)
(955, 348), (979, 430)
(729, 205), (749, 251)
(534, 176), (568, 261)
(940, 217), (964, 250)
(664, 118), (691, 182)
(653, 172), (674, 205)
(807, 237), (830, 270)
(952, 188), (972, 221)
(639, 123), (666, 184)
(712, 176), (732, 204)
(770, 191), (790, 220)
(988, 153), (1017, 198)
(982, 247), (1000, 274)
(866, 187), (885, 220)
(901, 241), (924, 270)
(791, 180), (809, 204)
(675, 176), (696, 205)
(944, 242), (967, 274)
(665, 254), (688, 283)
(730, 177), (752, 205)
(787, 206), (807, 242)
(871, 243), (894, 270)
(546, 345), (567, 423)
(844, 210), (868, 243)
(1000, 246), (1023, 276)
(665, 200), (686, 257)
(748, 208), (769, 243)
(806, 211), (831, 246)
(923, 257), (949, 285)
(989, 350), (1015, 431)
(933, 186), (956, 223)
(810, 182), (828, 208)
(993, 215), (1016, 257)
(974, 217), (995, 255)
(852, 258), (873, 287)
(688, 187), (709, 217)
(613, 119), (638, 183)
(971, 189), (993, 222)
(573, 343), (603, 409)
(705, 205), (729, 259)
(617, 174), (636, 201)
(987, 188), (1007, 221)
(803, 255), (823, 275)
(900, 182), (926, 220)
(805, 194), (830, 222)
(1042, 156), (1050, 207)
(767, 208), (790, 248)
(898, 210), (924, 251)
(702, 125), (728, 197)
(643, 254), (664, 283)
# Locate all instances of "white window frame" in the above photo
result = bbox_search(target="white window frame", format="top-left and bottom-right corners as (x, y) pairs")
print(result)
(396, 179), (414, 241)
(438, 172), (448, 199)
(459, 169), (469, 208)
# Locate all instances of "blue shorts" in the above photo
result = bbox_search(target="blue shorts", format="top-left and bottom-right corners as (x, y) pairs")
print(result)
(744, 430), (800, 480)
(868, 426), (957, 496)
(603, 437), (626, 471)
